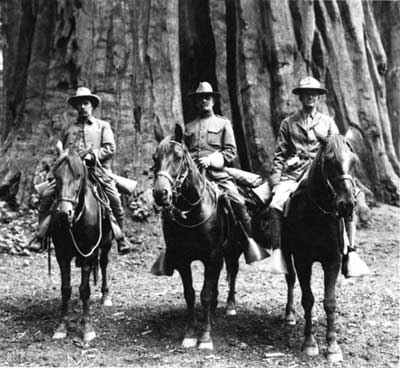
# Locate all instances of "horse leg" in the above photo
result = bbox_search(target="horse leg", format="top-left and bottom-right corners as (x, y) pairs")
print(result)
(225, 249), (239, 316)
(296, 261), (319, 356)
(322, 261), (343, 363)
(53, 260), (71, 339)
(80, 264), (96, 342)
(178, 264), (197, 348)
(198, 257), (223, 350)
(100, 246), (112, 307)
(284, 253), (297, 325)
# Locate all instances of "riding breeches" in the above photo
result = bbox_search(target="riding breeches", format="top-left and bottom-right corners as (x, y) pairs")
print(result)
(96, 169), (125, 228)
(214, 178), (252, 236)
(269, 179), (299, 212)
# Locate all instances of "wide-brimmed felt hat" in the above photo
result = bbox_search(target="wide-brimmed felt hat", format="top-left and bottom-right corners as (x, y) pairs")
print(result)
(188, 81), (221, 97)
(67, 87), (101, 108)
(292, 76), (327, 95)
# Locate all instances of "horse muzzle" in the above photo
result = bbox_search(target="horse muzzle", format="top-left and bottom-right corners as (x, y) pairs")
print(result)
(336, 198), (355, 218)
(153, 188), (172, 207)
(57, 202), (75, 227)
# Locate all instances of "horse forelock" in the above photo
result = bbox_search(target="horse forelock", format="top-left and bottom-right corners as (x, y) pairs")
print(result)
(53, 149), (84, 179)
(324, 134), (351, 161)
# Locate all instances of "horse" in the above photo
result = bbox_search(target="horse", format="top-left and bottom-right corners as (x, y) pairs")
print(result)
(49, 144), (113, 342)
(283, 133), (358, 363)
(152, 124), (246, 350)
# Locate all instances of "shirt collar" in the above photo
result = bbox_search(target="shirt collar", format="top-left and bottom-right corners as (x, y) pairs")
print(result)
(301, 109), (317, 120)
(75, 116), (95, 125)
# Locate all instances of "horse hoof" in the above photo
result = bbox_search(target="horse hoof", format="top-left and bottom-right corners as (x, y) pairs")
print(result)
(326, 350), (343, 363)
(285, 312), (296, 325)
(83, 331), (96, 342)
(102, 297), (113, 307)
(326, 343), (343, 363)
(181, 337), (197, 348)
(226, 308), (237, 316)
(198, 341), (214, 350)
(52, 331), (67, 340)
(302, 344), (319, 356)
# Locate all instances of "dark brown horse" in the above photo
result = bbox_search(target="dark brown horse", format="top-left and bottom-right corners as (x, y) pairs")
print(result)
(283, 134), (358, 363)
(152, 125), (243, 350)
(50, 145), (113, 342)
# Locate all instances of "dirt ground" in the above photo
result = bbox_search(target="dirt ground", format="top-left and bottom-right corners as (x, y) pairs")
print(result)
(0, 203), (399, 368)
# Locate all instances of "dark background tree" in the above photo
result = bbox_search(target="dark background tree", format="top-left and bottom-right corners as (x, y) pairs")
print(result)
(0, 0), (399, 208)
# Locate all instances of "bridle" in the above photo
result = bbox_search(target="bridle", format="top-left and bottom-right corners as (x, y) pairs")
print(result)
(54, 156), (103, 257)
(154, 140), (217, 227)
(308, 150), (356, 216)
(155, 140), (208, 207)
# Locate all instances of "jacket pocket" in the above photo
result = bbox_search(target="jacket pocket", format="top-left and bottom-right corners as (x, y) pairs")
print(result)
(207, 127), (223, 146)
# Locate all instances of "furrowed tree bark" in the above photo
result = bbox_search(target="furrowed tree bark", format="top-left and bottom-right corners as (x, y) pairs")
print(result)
(1, 0), (399, 208)
(0, 0), (182, 207)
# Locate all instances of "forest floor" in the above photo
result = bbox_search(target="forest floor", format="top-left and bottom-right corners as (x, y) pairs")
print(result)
(0, 202), (399, 368)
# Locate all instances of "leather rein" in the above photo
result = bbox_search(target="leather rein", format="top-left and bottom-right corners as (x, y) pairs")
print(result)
(56, 158), (103, 258)
(155, 140), (218, 228)
(308, 154), (356, 216)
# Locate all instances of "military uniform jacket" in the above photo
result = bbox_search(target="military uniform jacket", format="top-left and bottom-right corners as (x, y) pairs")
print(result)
(62, 116), (116, 170)
(184, 114), (237, 181)
(270, 110), (339, 187)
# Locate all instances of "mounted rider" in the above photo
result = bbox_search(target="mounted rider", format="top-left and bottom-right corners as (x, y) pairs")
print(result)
(182, 81), (268, 264)
(266, 76), (370, 277)
(29, 87), (134, 255)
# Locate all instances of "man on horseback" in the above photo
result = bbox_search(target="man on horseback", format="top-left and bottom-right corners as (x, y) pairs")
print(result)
(183, 81), (267, 264)
(29, 87), (133, 255)
(267, 76), (368, 277)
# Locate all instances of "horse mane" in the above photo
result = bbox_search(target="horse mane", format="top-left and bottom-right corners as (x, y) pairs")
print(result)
(308, 133), (356, 182)
(324, 134), (353, 161)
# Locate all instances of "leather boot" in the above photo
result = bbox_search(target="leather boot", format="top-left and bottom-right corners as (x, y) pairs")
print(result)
(115, 218), (133, 255)
(263, 208), (287, 274)
(28, 198), (53, 253)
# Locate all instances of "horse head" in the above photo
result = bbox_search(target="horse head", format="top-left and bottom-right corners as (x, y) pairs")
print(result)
(52, 142), (86, 227)
(318, 134), (358, 218)
(152, 124), (192, 207)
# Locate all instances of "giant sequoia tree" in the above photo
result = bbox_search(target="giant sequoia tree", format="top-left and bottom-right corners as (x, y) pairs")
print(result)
(0, 0), (399, 208)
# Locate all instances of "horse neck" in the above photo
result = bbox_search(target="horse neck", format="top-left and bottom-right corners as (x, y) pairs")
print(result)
(307, 156), (334, 210)
(175, 157), (209, 210)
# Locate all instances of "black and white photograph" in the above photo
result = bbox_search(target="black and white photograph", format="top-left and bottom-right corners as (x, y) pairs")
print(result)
(0, 0), (398, 367)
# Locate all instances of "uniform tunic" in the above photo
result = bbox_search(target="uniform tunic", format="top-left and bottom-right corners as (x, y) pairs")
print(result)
(184, 113), (243, 203)
(270, 110), (339, 211)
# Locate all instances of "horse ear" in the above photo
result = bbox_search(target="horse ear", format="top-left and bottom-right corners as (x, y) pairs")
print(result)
(56, 140), (64, 156)
(175, 124), (184, 143)
(154, 124), (164, 143)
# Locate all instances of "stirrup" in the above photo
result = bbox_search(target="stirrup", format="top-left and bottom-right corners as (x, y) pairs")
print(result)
(150, 251), (174, 276)
(263, 248), (288, 274)
(27, 235), (47, 254)
(342, 250), (371, 278)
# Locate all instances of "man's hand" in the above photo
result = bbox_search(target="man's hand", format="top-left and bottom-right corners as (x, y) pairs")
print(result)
(198, 156), (211, 169)
(42, 178), (56, 198)
(84, 152), (95, 165)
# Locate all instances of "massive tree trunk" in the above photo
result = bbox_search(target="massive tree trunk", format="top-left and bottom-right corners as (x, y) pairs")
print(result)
(1, 0), (399, 208)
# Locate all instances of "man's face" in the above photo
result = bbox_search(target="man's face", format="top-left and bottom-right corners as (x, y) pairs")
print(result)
(74, 99), (93, 118)
(195, 94), (214, 113)
(299, 90), (320, 109)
